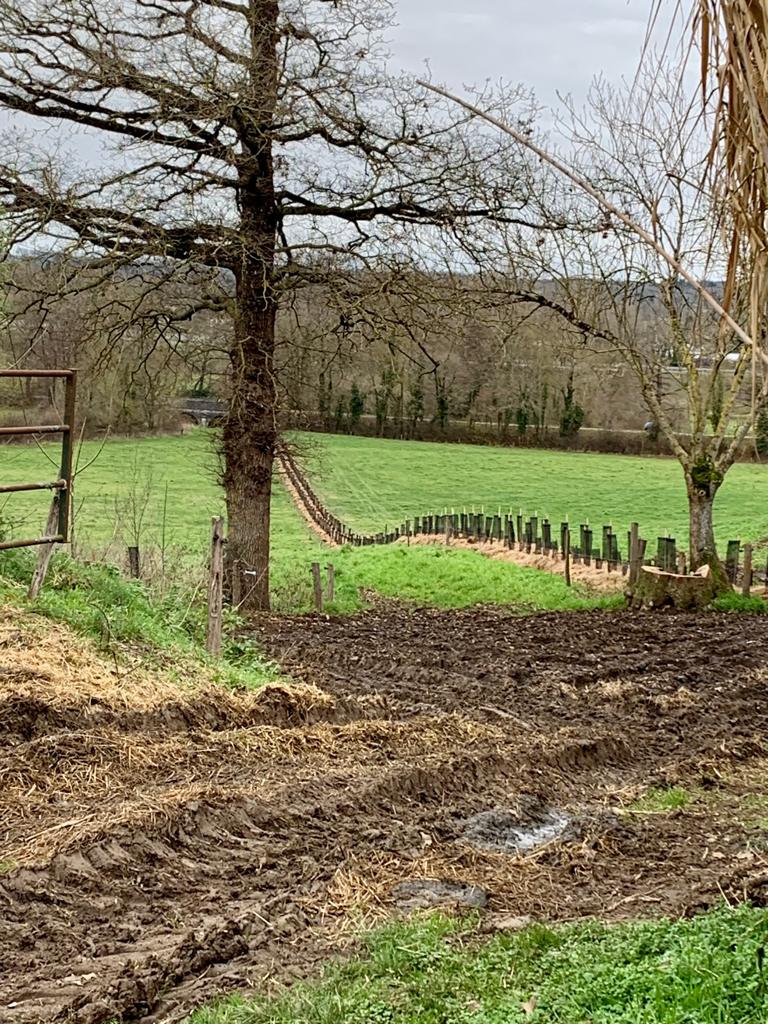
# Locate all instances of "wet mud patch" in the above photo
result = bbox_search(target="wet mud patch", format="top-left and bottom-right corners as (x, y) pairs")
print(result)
(461, 804), (574, 855)
(392, 879), (488, 911)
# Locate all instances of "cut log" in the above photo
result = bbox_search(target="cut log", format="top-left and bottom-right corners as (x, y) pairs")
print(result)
(629, 564), (716, 611)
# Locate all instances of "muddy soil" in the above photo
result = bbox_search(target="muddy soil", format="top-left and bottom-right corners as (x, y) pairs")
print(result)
(3, 608), (768, 1022)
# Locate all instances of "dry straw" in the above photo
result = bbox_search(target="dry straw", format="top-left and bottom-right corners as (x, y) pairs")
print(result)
(0, 602), (508, 868)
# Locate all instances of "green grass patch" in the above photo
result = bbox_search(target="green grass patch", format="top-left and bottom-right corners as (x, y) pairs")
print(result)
(0, 431), (225, 554)
(0, 546), (279, 690)
(331, 544), (621, 612)
(9, 430), (765, 617)
(625, 786), (696, 815)
(711, 592), (768, 614)
(733, 793), (768, 832)
(191, 905), (768, 1024)
(4, 432), (768, 559)
(0, 432), (622, 615)
(265, 498), (619, 614)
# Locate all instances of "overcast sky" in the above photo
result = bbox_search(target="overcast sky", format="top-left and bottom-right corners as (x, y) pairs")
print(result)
(1, 1), (661, 181)
(391, 0), (651, 108)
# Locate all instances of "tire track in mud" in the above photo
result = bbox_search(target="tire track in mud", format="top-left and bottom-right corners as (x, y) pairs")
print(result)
(4, 608), (768, 1022)
(2, 719), (633, 1023)
(0, 683), (374, 744)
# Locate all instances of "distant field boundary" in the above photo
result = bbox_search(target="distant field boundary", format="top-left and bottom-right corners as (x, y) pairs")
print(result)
(284, 413), (765, 463)
(277, 449), (765, 589)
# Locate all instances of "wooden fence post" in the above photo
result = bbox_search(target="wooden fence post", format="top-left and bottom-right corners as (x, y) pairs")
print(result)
(605, 530), (614, 571)
(656, 537), (665, 570)
(564, 525), (572, 587)
(231, 559), (243, 610)
(311, 562), (324, 611)
(667, 537), (677, 573)
(127, 545), (141, 579)
(726, 540), (741, 584)
(206, 517), (224, 657)
(742, 544), (753, 597)
(542, 519), (552, 552)
(610, 533), (620, 569)
(326, 563), (335, 603)
(28, 495), (60, 601)
(628, 523), (640, 590)
(638, 538), (648, 571)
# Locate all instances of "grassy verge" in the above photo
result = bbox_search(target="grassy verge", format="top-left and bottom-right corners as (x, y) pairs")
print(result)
(324, 544), (622, 613)
(266, 485), (620, 614)
(191, 906), (768, 1024)
(0, 547), (279, 689)
(711, 592), (768, 614)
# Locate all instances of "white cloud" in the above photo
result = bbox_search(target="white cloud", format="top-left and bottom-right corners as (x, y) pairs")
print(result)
(444, 13), (494, 26)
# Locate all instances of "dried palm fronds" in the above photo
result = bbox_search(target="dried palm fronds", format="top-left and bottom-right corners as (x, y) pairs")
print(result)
(699, 1), (768, 409)
(650, 1), (768, 411)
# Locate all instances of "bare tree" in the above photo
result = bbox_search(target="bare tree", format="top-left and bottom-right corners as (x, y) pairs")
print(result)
(0, 0), (541, 610)
(428, 69), (766, 590)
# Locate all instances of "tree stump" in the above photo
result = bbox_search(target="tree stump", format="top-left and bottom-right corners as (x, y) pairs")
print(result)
(629, 564), (717, 610)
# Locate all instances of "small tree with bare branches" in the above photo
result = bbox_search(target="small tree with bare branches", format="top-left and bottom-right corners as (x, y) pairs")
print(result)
(425, 68), (767, 591)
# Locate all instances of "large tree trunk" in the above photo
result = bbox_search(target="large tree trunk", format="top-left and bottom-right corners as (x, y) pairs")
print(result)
(222, 0), (279, 614)
(223, 293), (277, 613)
(686, 465), (731, 594)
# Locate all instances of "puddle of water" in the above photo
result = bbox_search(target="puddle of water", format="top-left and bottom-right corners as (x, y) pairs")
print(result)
(462, 807), (573, 854)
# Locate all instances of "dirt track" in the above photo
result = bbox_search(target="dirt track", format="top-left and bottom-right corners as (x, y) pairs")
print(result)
(3, 607), (768, 1022)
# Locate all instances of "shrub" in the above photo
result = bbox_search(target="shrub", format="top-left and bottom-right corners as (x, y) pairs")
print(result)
(560, 378), (585, 437)
(349, 383), (366, 429)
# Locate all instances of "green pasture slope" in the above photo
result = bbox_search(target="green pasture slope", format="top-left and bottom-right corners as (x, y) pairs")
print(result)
(301, 433), (768, 550)
(0, 432), (602, 614)
(1, 430), (766, 614)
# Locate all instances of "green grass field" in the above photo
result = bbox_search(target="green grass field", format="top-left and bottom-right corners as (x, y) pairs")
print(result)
(192, 906), (768, 1024)
(6, 430), (768, 551)
(1, 430), (766, 618)
(300, 433), (768, 548)
(0, 432), (622, 615)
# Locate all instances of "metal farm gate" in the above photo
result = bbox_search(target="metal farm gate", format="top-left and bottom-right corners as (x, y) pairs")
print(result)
(0, 369), (77, 551)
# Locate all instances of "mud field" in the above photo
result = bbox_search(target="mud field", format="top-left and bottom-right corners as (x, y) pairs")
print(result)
(3, 607), (768, 1022)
